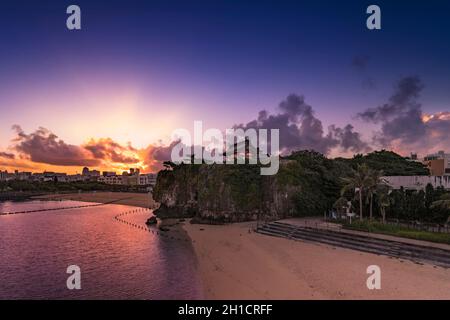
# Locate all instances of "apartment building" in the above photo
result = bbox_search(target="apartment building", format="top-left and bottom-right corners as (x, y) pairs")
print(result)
(423, 151), (450, 176)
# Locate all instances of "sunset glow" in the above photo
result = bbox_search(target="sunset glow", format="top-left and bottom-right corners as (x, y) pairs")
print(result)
(1, 0), (450, 174)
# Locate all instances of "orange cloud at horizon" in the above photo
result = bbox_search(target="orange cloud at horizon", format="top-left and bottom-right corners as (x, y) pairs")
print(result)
(3, 106), (450, 175)
(422, 111), (450, 123)
(0, 126), (174, 175)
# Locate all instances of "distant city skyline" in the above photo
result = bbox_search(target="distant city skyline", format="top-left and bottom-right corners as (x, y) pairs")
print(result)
(1, 0), (449, 174)
(1, 166), (143, 176)
(0, 166), (157, 186)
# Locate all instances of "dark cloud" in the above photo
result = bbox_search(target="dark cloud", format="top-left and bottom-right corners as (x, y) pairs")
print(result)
(7, 125), (182, 172)
(11, 125), (101, 167)
(7, 126), (189, 172)
(357, 76), (450, 153)
(389, 76), (424, 106)
(358, 76), (423, 123)
(234, 94), (370, 155)
(376, 108), (426, 146)
(84, 138), (139, 164)
(329, 124), (371, 153)
(150, 141), (180, 161)
(143, 140), (183, 171)
(0, 151), (15, 159)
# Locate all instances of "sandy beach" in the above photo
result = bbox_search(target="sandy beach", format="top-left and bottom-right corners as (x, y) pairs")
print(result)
(184, 221), (450, 299)
(34, 192), (157, 209)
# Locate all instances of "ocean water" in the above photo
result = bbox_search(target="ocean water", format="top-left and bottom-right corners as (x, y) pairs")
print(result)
(0, 200), (203, 299)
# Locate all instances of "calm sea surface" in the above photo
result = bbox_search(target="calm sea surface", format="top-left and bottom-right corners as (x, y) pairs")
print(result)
(0, 200), (203, 299)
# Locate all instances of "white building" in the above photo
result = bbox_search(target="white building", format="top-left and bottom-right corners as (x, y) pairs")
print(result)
(0, 170), (32, 181)
(383, 175), (450, 191)
(98, 175), (124, 185)
(66, 174), (88, 182)
(97, 172), (157, 186)
(1, 167), (158, 187)
(138, 173), (157, 186)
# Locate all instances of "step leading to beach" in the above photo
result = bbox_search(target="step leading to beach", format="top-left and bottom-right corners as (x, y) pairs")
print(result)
(256, 221), (450, 269)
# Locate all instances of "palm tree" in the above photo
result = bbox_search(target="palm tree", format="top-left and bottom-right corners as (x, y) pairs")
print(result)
(376, 183), (391, 223)
(431, 194), (450, 210)
(367, 169), (386, 220)
(341, 164), (372, 220)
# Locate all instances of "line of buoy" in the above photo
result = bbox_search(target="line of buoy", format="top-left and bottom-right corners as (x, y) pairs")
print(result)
(112, 208), (188, 242)
(0, 197), (140, 215)
(113, 208), (156, 235)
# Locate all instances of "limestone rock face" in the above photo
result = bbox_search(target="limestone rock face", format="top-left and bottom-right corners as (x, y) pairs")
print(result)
(152, 151), (350, 223)
(152, 162), (301, 223)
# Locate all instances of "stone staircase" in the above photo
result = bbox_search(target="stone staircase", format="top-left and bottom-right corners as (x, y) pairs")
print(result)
(257, 221), (450, 268)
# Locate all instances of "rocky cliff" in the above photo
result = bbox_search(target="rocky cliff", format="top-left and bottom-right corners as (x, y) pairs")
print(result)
(152, 151), (345, 223)
(152, 149), (431, 223)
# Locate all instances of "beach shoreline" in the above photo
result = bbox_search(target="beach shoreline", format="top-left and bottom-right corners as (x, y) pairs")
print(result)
(183, 221), (450, 299)
(13, 193), (450, 299)
(33, 192), (157, 209)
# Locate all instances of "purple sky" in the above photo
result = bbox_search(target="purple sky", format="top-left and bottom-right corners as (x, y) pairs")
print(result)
(0, 0), (449, 172)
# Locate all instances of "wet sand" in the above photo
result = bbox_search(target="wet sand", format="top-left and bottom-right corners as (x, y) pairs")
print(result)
(184, 221), (450, 299)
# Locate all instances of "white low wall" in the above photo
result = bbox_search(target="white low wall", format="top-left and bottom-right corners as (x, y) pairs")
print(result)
(383, 176), (450, 190)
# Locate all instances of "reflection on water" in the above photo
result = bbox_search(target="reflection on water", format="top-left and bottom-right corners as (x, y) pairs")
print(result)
(0, 200), (203, 299)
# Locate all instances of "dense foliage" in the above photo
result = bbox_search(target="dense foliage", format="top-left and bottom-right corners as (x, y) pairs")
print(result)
(335, 150), (429, 176)
(0, 180), (148, 193)
(282, 150), (350, 216)
(153, 149), (449, 223)
(382, 185), (449, 223)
